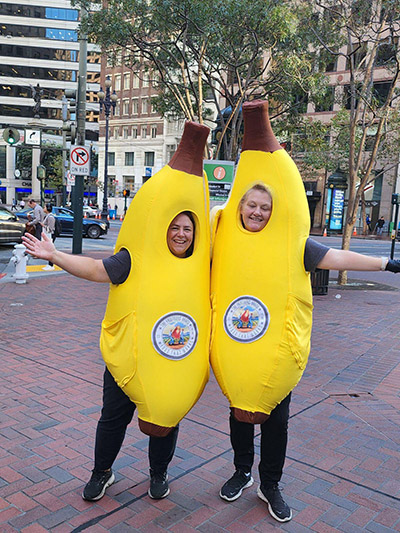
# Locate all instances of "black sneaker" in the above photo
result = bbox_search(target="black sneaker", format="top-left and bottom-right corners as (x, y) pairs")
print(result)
(82, 469), (115, 501)
(257, 484), (292, 522)
(148, 470), (170, 499)
(219, 470), (254, 501)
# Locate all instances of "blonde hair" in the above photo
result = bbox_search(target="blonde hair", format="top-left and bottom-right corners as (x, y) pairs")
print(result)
(240, 184), (271, 205)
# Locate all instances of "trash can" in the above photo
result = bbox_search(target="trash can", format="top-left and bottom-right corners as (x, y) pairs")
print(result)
(311, 268), (329, 295)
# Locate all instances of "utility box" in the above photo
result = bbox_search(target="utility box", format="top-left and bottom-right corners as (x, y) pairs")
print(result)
(311, 268), (329, 295)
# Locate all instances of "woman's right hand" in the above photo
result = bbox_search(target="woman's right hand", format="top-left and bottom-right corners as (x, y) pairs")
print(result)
(22, 232), (56, 261)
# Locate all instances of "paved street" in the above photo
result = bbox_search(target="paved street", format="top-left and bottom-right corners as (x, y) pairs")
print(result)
(1, 231), (400, 531)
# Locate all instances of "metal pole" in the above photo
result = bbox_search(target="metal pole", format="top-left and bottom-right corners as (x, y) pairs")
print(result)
(72, 5), (88, 255)
(61, 96), (68, 207)
(102, 111), (109, 220)
(390, 202), (399, 259)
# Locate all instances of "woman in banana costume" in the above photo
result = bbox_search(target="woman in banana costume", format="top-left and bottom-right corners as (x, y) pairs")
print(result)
(210, 100), (400, 522)
(23, 120), (211, 502)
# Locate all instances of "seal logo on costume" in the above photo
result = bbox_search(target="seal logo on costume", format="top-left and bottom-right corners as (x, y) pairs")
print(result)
(224, 296), (269, 343)
(152, 312), (198, 360)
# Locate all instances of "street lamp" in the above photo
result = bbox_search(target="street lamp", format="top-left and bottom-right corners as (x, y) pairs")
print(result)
(98, 76), (118, 220)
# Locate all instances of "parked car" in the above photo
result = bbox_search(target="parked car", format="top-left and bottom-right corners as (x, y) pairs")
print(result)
(0, 206), (26, 243)
(83, 205), (98, 218)
(17, 207), (108, 239)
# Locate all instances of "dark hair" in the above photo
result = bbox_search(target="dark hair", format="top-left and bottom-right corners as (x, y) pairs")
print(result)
(168, 211), (196, 258)
(45, 203), (53, 212)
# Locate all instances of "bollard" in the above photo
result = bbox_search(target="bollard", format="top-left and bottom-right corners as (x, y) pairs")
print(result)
(10, 244), (29, 284)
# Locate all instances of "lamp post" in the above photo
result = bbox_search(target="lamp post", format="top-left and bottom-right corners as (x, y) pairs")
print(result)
(98, 76), (117, 221)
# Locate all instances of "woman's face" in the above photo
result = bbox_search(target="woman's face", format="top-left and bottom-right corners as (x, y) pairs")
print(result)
(167, 213), (194, 257)
(240, 189), (272, 232)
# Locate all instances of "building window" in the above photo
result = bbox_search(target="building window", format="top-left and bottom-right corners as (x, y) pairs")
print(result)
(45, 8), (78, 20)
(123, 175), (135, 187)
(113, 127), (119, 140)
(114, 102), (120, 116)
(123, 72), (130, 90)
(151, 100), (157, 114)
(166, 144), (176, 160)
(114, 74), (121, 91)
(151, 125), (157, 138)
(141, 126), (147, 138)
(143, 72), (150, 87)
(144, 151), (155, 166)
(132, 73), (139, 88)
(132, 126), (138, 139)
(142, 98), (148, 114)
(123, 126), (129, 139)
(123, 99), (129, 115)
(314, 86), (335, 112)
(108, 152), (115, 166)
(125, 152), (135, 166)
(132, 99), (138, 114)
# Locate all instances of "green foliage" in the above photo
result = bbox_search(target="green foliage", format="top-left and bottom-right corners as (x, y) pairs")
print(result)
(79, 0), (325, 160)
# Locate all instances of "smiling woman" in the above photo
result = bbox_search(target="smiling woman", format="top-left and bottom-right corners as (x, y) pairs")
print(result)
(239, 184), (272, 232)
(166, 211), (195, 258)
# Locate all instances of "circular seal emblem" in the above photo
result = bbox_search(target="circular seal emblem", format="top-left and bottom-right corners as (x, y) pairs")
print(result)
(152, 312), (198, 360)
(224, 296), (269, 343)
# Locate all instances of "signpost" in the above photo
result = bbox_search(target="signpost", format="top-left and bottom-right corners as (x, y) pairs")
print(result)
(70, 146), (90, 254)
(203, 160), (235, 202)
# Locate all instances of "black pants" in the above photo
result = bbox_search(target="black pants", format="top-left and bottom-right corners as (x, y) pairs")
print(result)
(229, 393), (291, 488)
(94, 368), (179, 474)
(34, 224), (42, 240)
(48, 234), (56, 266)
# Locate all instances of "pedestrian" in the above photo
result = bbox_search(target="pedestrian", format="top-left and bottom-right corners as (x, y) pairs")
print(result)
(217, 184), (400, 523)
(375, 216), (385, 236)
(366, 214), (372, 233)
(11, 199), (17, 211)
(19, 199), (25, 210)
(42, 203), (56, 271)
(22, 211), (196, 501)
(26, 198), (44, 240)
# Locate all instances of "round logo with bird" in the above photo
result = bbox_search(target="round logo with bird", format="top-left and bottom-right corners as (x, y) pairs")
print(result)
(152, 312), (198, 360)
(224, 296), (269, 343)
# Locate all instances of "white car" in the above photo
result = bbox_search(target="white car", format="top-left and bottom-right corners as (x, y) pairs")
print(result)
(83, 206), (98, 218)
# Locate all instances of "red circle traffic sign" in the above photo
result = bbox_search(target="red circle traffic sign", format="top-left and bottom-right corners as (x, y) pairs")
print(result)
(71, 146), (89, 166)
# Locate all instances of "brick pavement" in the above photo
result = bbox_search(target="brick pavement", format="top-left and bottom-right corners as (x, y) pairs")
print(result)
(1, 266), (400, 532)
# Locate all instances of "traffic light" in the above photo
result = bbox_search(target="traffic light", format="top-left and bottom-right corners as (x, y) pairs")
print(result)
(64, 89), (77, 120)
(392, 193), (399, 205)
(123, 188), (130, 197)
(62, 121), (76, 144)
(3, 127), (20, 145)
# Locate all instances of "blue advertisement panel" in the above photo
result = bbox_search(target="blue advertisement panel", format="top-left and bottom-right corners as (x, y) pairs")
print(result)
(329, 188), (345, 231)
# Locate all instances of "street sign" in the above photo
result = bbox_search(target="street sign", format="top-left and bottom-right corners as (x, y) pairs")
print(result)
(25, 129), (41, 146)
(66, 170), (75, 187)
(204, 160), (235, 201)
(145, 167), (153, 177)
(70, 145), (90, 175)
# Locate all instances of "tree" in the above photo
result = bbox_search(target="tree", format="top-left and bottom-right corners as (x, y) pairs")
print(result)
(304, 0), (400, 284)
(79, 0), (326, 161)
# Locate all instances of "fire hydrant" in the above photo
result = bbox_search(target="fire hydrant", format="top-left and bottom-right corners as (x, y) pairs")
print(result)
(10, 244), (29, 284)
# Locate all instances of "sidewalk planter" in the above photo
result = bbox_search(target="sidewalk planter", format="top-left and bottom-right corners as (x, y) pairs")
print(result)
(311, 268), (329, 295)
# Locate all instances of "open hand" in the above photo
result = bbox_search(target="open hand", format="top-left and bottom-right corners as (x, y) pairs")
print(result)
(22, 232), (56, 261)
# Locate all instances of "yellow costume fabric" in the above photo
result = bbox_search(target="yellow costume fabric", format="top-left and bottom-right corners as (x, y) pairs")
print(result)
(100, 122), (211, 436)
(211, 101), (313, 421)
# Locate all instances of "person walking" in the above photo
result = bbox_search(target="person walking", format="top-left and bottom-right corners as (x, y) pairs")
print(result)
(26, 198), (44, 240)
(42, 203), (56, 271)
(375, 216), (385, 236)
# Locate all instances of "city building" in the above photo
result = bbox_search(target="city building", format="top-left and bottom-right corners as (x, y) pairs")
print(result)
(0, 0), (100, 204)
(97, 54), (186, 212)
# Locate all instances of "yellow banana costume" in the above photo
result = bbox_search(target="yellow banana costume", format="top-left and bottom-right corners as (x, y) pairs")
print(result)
(211, 100), (313, 423)
(100, 122), (211, 437)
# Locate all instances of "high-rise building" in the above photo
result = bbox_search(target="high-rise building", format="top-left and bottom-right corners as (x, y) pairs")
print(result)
(0, 0), (100, 204)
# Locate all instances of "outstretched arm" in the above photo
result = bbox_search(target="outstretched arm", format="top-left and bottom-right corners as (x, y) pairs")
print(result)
(317, 248), (400, 273)
(22, 232), (111, 282)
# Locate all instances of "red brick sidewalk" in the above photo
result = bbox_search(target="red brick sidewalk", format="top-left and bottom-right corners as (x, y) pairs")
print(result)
(1, 271), (400, 532)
